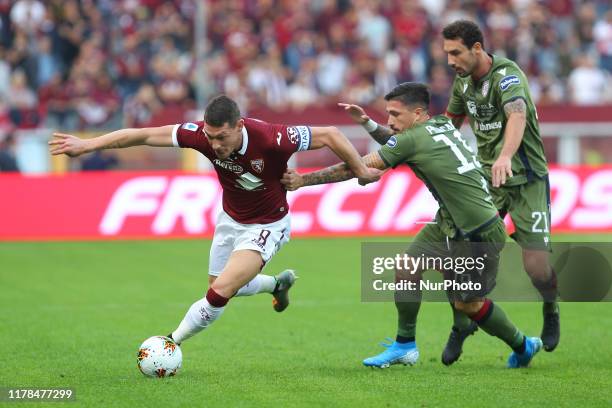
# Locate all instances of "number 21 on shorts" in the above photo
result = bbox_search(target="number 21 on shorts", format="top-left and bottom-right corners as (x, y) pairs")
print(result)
(531, 211), (549, 233)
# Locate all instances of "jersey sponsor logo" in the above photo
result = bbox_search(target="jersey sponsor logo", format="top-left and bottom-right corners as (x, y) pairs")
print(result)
(213, 159), (243, 174)
(481, 80), (490, 96)
(181, 123), (198, 132)
(251, 159), (264, 173)
(500, 75), (520, 91)
(386, 136), (398, 148)
(236, 172), (264, 191)
(477, 121), (503, 131)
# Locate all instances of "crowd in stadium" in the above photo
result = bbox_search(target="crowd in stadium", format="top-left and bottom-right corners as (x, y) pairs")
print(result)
(0, 0), (611, 135)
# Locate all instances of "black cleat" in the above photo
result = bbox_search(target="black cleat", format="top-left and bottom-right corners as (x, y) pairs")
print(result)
(541, 311), (560, 352)
(441, 322), (478, 366)
(167, 333), (180, 346)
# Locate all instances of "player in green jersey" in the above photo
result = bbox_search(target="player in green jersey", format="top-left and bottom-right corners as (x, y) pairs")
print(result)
(340, 20), (560, 365)
(440, 20), (559, 363)
(282, 82), (543, 369)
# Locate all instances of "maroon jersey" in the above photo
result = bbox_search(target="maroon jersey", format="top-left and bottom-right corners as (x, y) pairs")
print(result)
(172, 118), (311, 224)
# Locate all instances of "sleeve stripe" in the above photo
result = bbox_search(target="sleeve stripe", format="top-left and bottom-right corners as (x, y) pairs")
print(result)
(171, 124), (180, 147)
(500, 96), (527, 108)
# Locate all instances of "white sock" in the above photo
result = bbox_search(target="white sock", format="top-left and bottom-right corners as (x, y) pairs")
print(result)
(172, 298), (225, 344)
(235, 274), (277, 297)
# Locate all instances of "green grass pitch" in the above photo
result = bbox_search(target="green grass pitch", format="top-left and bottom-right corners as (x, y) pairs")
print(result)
(1, 237), (611, 407)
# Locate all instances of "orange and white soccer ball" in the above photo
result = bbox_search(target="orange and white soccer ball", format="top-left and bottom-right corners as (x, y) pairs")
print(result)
(137, 336), (182, 378)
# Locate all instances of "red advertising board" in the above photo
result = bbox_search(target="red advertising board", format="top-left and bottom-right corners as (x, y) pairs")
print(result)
(1, 167), (611, 241)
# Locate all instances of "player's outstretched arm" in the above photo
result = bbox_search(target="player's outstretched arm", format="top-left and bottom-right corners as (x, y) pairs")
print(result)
(308, 126), (383, 185)
(337, 102), (394, 145)
(49, 125), (176, 157)
(281, 152), (388, 191)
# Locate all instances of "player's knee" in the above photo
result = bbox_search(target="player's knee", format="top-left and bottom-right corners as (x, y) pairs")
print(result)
(210, 279), (236, 299)
(454, 300), (484, 316)
(208, 275), (217, 287)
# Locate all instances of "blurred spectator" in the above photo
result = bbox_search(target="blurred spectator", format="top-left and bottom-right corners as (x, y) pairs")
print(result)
(529, 72), (565, 106)
(0, 132), (19, 172)
(38, 73), (78, 131)
(114, 33), (147, 99)
(72, 73), (120, 130)
(124, 83), (162, 128)
(81, 150), (118, 171)
(316, 37), (349, 97)
(9, 0), (45, 34)
(594, 10), (612, 72)
(568, 53), (610, 105)
(356, 1), (391, 57)
(7, 69), (39, 128)
(32, 36), (61, 88)
(0, 46), (10, 96)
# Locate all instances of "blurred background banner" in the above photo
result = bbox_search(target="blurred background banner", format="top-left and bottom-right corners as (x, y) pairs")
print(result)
(1, 166), (611, 241)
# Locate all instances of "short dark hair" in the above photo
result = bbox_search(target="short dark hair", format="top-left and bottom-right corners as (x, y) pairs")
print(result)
(204, 95), (241, 127)
(384, 82), (430, 111)
(442, 20), (484, 49)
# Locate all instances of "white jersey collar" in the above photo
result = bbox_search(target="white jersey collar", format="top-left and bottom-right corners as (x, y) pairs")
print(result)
(238, 125), (249, 155)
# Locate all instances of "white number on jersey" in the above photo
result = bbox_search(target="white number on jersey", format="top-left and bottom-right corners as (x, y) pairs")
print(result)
(433, 131), (482, 174)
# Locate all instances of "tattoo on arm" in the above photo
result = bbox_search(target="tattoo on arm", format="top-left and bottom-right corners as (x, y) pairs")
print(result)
(302, 163), (355, 186)
(301, 152), (388, 186)
(369, 126), (394, 145)
(503, 98), (526, 117)
(105, 141), (123, 149)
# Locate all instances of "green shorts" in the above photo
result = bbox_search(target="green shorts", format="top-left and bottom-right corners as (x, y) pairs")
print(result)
(491, 175), (551, 251)
(406, 218), (506, 301)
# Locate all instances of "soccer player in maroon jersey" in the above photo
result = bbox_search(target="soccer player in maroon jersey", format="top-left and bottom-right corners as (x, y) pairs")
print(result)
(50, 95), (382, 345)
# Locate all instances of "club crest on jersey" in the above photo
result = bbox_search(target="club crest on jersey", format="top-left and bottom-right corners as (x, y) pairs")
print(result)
(386, 136), (398, 148)
(181, 122), (198, 132)
(251, 159), (264, 173)
(481, 80), (490, 96)
(499, 75), (520, 91)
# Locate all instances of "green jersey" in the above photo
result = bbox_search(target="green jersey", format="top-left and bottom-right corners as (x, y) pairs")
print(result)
(378, 115), (498, 238)
(446, 54), (548, 186)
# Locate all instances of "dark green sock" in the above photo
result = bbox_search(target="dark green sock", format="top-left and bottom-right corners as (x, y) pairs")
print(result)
(395, 288), (421, 339)
(543, 301), (559, 315)
(471, 300), (524, 349)
(450, 302), (473, 331)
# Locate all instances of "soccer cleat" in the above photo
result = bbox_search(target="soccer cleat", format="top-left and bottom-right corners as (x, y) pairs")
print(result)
(167, 333), (180, 346)
(362, 338), (419, 368)
(272, 269), (296, 312)
(441, 322), (478, 366)
(541, 311), (560, 352)
(507, 337), (543, 368)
